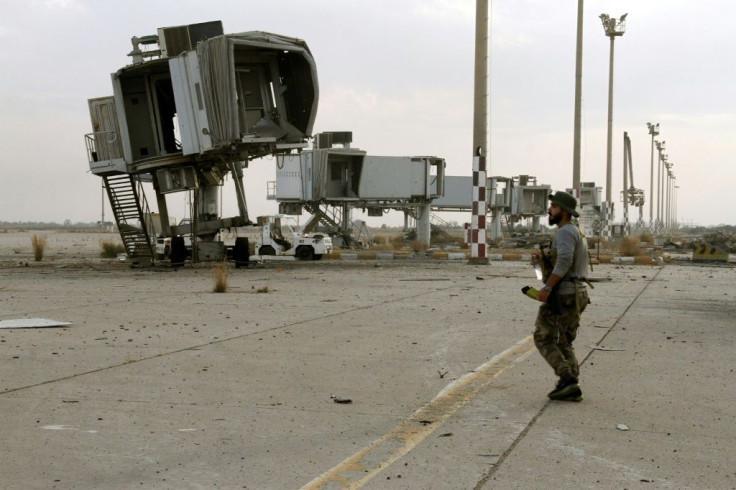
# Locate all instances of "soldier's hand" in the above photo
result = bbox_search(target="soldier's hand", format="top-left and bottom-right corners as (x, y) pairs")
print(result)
(537, 288), (550, 302)
(531, 253), (540, 265)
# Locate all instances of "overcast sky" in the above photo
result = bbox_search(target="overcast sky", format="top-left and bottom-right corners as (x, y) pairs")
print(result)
(1, 0), (733, 227)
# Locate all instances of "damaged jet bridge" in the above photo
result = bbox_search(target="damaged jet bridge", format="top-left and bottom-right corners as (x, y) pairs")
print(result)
(85, 20), (318, 263)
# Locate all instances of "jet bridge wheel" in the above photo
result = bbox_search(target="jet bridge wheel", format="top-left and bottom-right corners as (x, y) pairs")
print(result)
(259, 245), (276, 256)
(296, 245), (314, 261)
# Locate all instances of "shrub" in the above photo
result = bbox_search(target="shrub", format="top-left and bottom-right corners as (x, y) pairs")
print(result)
(31, 234), (47, 261)
(99, 240), (126, 258)
(212, 263), (228, 293)
(391, 235), (405, 250)
(373, 235), (390, 246)
(619, 236), (641, 257)
(639, 232), (653, 244)
(410, 240), (428, 252)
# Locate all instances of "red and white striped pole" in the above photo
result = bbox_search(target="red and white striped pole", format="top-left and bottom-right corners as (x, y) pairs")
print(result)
(469, 0), (489, 265)
(469, 154), (488, 262)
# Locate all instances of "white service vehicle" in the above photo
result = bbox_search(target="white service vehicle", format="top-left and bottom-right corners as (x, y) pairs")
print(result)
(255, 215), (332, 260)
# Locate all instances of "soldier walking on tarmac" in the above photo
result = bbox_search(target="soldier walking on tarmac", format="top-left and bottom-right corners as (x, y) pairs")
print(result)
(532, 191), (592, 402)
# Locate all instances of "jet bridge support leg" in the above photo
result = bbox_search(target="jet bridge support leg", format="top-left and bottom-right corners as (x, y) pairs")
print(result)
(532, 216), (541, 233)
(490, 211), (503, 241)
(416, 203), (431, 247)
(151, 173), (171, 237)
(230, 161), (249, 224)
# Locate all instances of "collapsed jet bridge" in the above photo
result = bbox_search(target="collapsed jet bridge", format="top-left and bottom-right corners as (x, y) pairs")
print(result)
(85, 20), (319, 263)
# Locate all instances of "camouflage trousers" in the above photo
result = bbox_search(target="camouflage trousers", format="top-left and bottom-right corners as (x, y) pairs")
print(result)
(534, 290), (590, 379)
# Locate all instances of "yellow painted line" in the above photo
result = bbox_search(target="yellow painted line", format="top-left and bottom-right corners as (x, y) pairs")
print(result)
(301, 335), (536, 489)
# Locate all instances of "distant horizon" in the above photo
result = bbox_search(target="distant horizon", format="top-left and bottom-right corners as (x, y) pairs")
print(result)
(1, 219), (733, 233)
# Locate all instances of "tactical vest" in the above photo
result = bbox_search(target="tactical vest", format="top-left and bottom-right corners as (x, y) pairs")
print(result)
(538, 225), (593, 284)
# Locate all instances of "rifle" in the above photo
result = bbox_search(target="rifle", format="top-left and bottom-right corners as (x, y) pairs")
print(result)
(538, 242), (562, 315)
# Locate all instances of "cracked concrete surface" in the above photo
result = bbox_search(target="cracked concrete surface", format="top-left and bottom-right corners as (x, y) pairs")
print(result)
(1, 231), (734, 489)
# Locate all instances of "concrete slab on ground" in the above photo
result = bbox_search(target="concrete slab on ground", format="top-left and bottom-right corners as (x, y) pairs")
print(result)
(0, 257), (734, 489)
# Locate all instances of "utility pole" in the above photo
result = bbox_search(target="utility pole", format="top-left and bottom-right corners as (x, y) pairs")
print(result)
(660, 152), (668, 232)
(654, 140), (665, 232)
(674, 185), (679, 228)
(469, 0), (489, 265)
(572, 0), (584, 192)
(599, 13), (627, 237)
(646, 122), (659, 229)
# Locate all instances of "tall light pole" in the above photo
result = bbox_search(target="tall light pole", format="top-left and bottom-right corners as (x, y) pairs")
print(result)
(674, 185), (679, 228)
(666, 164), (674, 230)
(660, 153), (668, 231)
(664, 163), (670, 230)
(646, 122), (659, 229)
(572, 0), (584, 191)
(600, 13), (626, 237)
(654, 140), (665, 232)
(469, 0), (489, 265)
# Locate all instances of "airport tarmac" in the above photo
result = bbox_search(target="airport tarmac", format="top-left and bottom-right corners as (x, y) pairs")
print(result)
(1, 231), (734, 489)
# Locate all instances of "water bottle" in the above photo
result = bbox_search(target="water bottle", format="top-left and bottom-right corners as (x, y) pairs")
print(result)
(521, 286), (539, 299)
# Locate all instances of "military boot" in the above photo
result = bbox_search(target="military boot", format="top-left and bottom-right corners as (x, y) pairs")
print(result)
(548, 375), (580, 400)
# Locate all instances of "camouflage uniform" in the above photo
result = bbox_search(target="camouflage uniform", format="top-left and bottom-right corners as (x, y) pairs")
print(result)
(535, 222), (591, 381)
(534, 289), (590, 379)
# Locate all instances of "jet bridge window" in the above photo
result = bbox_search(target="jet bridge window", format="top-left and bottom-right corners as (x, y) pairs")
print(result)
(152, 76), (179, 155)
(235, 66), (274, 135)
(118, 63), (181, 161)
(325, 154), (362, 199)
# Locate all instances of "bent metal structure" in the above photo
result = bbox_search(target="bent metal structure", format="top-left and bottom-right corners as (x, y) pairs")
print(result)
(85, 21), (319, 263)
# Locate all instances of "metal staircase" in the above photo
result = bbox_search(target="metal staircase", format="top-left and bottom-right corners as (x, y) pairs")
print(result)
(501, 214), (514, 236)
(302, 203), (370, 248)
(103, 174), (155, 265)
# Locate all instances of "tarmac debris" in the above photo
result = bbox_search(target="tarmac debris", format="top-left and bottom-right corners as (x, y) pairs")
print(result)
(438, 369), (449, 378)
(587, 345), (626, 351)
(0, 318), (73, 329)
(331, 395), (352, 404)
(617, 424), (630, 431)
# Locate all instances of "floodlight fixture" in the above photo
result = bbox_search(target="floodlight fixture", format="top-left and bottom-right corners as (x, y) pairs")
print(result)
(647, 122), (659, 136)
(600, 12), (626, 37)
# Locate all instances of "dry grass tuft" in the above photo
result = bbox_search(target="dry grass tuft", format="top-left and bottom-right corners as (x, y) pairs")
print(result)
(211, 263), (228, 293)
(31, 234), (47, 261)
(619, 236), (642, 257)
(410, 240), (428, 253)
(373, 235), (390, 246)
(391, 235), (405, 250)
(99, 240), (126, 258)
(639, 232), (653, 244)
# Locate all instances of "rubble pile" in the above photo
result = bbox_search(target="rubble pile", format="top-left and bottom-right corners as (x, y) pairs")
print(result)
(701, 232), (736, 252)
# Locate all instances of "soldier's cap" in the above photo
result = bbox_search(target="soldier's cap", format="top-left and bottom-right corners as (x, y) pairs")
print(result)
(548, 191), (580, 217)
